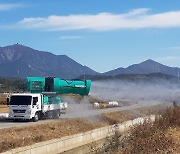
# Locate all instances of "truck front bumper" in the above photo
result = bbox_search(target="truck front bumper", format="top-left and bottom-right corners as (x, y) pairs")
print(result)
(9, 114), (33, 120)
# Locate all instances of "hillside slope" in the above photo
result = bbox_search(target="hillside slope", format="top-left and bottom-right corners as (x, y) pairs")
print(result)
(0, 44), (98, 78)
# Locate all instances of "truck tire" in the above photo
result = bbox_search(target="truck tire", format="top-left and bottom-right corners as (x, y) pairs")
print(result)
(53, 110), (60, 119)
(39, 112), (44, 120)
(32, 112), (39, 122)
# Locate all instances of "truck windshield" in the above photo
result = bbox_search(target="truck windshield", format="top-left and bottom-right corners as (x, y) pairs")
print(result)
(10, 96), (32, 105)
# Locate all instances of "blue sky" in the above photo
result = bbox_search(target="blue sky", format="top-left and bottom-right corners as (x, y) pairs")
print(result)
(1, 0), (180, 72)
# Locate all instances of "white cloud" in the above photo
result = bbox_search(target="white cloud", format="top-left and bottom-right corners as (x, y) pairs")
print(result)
(58, 36), (83, 40)
(0, 3), (23, 11)
(18, 8), (180, 31)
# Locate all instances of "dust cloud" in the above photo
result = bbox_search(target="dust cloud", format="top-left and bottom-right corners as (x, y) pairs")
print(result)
(60, 78), (180, 119)
(90, 79), (180, 104)
(61, 95), (95, 118)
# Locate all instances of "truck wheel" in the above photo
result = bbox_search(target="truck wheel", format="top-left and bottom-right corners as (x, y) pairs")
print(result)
(57, 110), (61, 118)
(32, 112), (39, 122)
(39, 112), (43, 120)
(53, 110), (60, 119)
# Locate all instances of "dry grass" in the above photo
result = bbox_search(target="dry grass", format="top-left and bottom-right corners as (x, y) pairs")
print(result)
(0, 105), (9, 113)
(166, 127), (180, 153)
(91, 103), (180, 154)
(0, 119), (104, 153)
(0, 94), (7, 105)
(135, 104), (167, 116)
(61, 94), (83, 102)
(101, 104), (167, 125)
(116, 103), (180, 154)
(101, 110), (139, 125)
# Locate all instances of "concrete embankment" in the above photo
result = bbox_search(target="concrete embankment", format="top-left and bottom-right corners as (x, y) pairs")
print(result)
(1, 115), (155, 154)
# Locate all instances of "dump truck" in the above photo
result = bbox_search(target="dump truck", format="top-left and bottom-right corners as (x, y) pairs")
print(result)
(7, 77), (91, 122)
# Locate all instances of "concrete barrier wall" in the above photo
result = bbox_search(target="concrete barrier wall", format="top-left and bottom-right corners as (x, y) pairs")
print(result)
(1, 115), (155, 154)
(0, 113), (8, 119)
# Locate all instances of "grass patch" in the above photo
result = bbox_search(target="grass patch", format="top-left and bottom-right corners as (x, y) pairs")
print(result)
(0, 94), (7, 105)
(101, 110), (139, 125)
(0, 119), (104, 153)
(101, 104), (167, 125)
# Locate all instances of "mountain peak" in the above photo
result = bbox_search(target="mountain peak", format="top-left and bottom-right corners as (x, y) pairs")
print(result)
(138, 59), (164, 68)
(10, 43), (26, 48)
(145, 59), (155, 62)
(3, 43), (32, 52)
(104, 59), (180, 77)
(13, 43), (23, 46)
(0, 44), (98, 78)
(141, 59), (159, 64)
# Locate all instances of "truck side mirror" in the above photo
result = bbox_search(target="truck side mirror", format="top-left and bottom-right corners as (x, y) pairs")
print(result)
(6, 97), (9, 106)
(33, 102), (36, 105)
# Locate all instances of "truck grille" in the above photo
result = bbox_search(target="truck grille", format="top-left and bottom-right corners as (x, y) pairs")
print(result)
(13, 110), (26, 113)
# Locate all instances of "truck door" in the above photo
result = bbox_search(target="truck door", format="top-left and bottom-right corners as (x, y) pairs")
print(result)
(32, 97), (39, 115)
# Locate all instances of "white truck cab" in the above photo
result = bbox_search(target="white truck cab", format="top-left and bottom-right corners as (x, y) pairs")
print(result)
(8, 92), (68, 122)
(8, 93), (42, 121)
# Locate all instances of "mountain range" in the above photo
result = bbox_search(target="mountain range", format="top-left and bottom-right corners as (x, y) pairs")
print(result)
(103, 59), (180, 77)
(0, 44), (180, 78)
(0, 44), (97, 78)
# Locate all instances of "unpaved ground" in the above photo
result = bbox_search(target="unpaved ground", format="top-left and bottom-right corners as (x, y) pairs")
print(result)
(61, 100), (167, 119)
(0, 103), (169, 153)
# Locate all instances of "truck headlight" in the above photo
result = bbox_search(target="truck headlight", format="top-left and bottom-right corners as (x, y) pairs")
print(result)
(9, 109), (13, 114)
(27, 109), (31, 114)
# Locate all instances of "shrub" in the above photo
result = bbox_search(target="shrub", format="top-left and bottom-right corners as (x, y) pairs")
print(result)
(117, 103), (180, 154)
(93, 103), (180, 154)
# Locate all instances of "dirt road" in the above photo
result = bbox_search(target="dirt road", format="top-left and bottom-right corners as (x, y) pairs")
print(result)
(0, 101), (167, 130)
